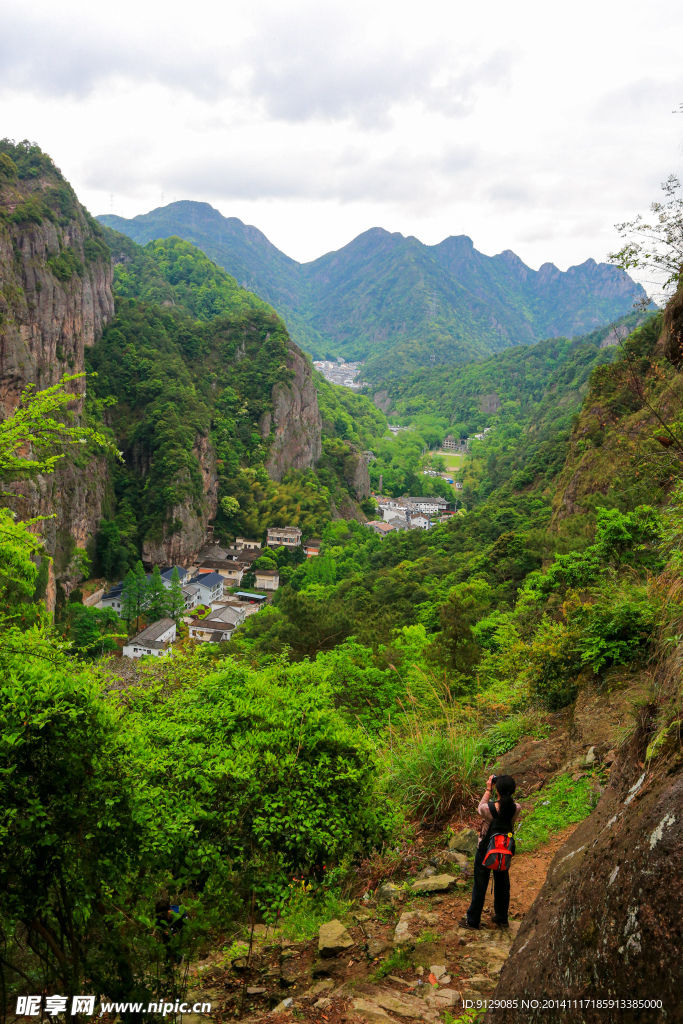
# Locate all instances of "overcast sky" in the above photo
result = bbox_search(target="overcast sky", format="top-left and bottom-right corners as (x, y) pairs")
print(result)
(2, 0), (682, 282)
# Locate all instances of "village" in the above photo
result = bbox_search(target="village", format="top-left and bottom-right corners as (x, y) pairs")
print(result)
(97, 492), (458, 659)
(96, 527), (323, 660)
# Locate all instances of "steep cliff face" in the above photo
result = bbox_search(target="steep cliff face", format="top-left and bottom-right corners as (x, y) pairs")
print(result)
(264, 344), (322, 483)
(141, 431), (219, 566)
(0, 142), (114, 584)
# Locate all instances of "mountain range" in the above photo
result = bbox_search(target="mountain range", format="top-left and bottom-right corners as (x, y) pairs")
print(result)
(99, 201), (646, 380)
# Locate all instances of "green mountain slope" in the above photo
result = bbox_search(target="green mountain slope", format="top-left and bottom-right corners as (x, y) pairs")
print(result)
(99, 202), (647, 376)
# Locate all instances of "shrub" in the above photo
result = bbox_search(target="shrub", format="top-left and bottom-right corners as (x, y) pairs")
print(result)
(523, 617), (582, 711)
(378, 729), (484, 823)
(572, 593), (655, 674)
(124, 653), (398, 904)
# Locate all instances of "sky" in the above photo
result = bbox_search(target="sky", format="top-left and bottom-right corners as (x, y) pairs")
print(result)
(2, 0), (682, 285)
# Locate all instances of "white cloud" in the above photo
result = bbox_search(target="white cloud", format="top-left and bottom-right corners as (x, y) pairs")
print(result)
(1, 0), (681, 275)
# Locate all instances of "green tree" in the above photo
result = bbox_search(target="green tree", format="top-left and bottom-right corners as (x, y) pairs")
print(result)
(0, 656), (145, 1001)
(168, 567), (186, 623)
(146, 565), (171, 622)
(120, 570), (137, 633)
(133, 560), (149, 630)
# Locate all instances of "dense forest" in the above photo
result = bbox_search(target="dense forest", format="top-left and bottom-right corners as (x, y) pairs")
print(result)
(1, 140), (683, 1018)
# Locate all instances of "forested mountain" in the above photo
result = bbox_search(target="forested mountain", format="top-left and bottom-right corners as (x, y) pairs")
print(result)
(99, 201), (646, 378)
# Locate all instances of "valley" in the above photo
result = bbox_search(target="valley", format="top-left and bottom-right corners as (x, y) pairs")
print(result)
(1, 137), (682, 1024)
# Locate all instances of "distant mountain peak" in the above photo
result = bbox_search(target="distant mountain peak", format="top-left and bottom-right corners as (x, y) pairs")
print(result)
(98, 200), (646, 377)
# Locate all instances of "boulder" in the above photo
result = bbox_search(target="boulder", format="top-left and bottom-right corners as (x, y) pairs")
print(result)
(351, 998), (392, 1021)
(314, 998), (332, 1010)
(319, 919), (354, 958)
(411, 873), (457, 894)
(447, 828), (479, 856)
(465, 975), (496, 993)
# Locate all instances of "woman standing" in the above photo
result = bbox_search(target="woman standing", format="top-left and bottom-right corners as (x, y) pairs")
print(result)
(460, 774), (520, 930)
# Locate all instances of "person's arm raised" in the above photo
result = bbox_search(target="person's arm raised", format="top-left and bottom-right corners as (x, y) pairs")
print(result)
(477, 775), (495, 821)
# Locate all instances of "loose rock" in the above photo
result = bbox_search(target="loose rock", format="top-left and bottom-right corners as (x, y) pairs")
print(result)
(394, 910), (439, 943)
(319, 919), (354, 958)
(411, 873), (458, 894)
(448, 828), (479, 857)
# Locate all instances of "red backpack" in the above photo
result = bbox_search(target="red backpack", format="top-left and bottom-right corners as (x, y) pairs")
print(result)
(482, 832), (516, 870)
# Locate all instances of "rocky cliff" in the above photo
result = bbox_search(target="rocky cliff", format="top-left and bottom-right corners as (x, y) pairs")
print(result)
(0, 142), (114, 588)
(264, 344), (323, 483)
(491, 720), (683, 1022)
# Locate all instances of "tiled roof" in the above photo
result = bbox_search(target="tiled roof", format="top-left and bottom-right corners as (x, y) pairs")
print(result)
(129, 618), (175, 644)
(195, 572), (224, 588)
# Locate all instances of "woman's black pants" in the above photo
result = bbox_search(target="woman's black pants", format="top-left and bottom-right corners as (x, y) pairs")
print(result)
(466, 848), (510, 927)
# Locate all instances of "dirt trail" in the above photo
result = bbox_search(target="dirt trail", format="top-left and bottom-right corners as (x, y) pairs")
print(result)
(184, 826), (579, 1024)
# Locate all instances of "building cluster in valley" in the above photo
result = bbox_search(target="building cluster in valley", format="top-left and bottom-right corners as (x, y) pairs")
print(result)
(99, 527), (323, 660)
(365, 494), (454, 536)
(313, 359), (364, 389)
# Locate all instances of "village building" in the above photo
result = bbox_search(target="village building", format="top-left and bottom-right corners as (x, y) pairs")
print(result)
(98, 581), (125, 613)
(181, 584), (200, 610)
(235, 537), (261, 550)
(194, 572), (224, 605)
(386, 517), (409, 532)
(123, 618), (176, 659)
(266, 526), (302, 548)
(188, 618), (235, 643)
(382, 505), (409, 523)
(188, 603), (247, 643)
(222, 547), (260, 563)
(410, 515), (432, 530)
(197, 558), (247, 584)
(304, 539), (321, 558)
(402, 496), (449, 515)
(367, 521), (395, 537)
(160, 566), (193, 588)
(255, 569), (279, 591)
(98, 573), (152, 613)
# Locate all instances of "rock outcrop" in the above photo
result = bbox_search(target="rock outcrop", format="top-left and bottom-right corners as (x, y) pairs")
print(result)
(343, 448), (371, 499)
(265, 344), (322, 482)
(141, 431), (219, 566)
(0, 148), (115, 592)
(490, 729), (683, 1021)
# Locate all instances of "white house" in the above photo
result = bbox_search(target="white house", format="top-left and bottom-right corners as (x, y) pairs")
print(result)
(188, 618), (235, 643)
(194, 572), (224, 605)
(235, 537), (261, 551)
(403, 496), (448, 515)
(182, 584), (199, 611)
(255, 569), (279, 591)
(410, 515), (432, 530)
(161, 566), (192, 589)
(123, 618), (176, 659)
(382, 505), (408, 523)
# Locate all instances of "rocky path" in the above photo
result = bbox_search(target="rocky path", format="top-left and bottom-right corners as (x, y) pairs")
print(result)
(185, 826), (577, 1024)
